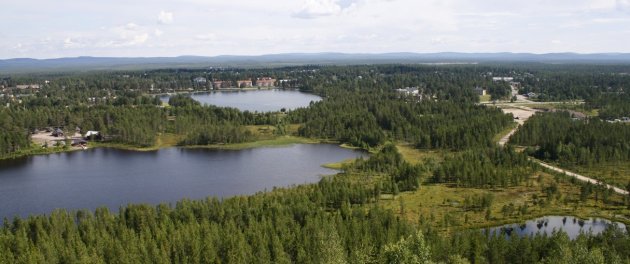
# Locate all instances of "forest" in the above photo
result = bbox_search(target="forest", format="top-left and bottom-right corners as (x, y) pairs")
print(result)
(509, 112), (630, 166)
(1, 63), (630, 263)
(1, 163), (629, 263)
(432, 146), (536, 188)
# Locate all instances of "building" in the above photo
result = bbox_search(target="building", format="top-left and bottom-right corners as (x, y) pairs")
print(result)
(193, 77), (207, 84)
(492, 77), (514, 82)
(473, 87), (487, 96)
(16, 84), (40, 89)
(84, 131), (102, 140)
(52, 128), (64, 137)
(237, 80), (253, 88)
(395, 87), (421, 97)
(212, 80), (226, 89)
(256, 77), (276, 87)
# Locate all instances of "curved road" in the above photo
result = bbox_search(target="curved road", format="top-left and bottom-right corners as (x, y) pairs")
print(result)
(494, 104), (628, 196)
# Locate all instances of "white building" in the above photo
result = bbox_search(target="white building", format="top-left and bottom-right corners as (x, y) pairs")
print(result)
(492, 77), (514, 82)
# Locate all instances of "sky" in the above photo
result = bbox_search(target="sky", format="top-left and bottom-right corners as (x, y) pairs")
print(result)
(1, 0), (629, 59)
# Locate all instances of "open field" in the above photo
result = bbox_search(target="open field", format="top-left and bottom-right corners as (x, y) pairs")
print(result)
(380, 173), (630, 233)
(388, 142), (630, 232)
(523, 102), (597, 117)
(31, 131), (82, 146)
(396, 144), (451, 165)
(186, 136), (322, 150)
(245, 123), (301, 139)
(497, 106), (539, 125)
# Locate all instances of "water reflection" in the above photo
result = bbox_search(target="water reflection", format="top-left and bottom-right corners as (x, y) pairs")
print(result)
(487, 216), (627, 239)
(160, 89), (322, 112)
(0, 144), (365, 219)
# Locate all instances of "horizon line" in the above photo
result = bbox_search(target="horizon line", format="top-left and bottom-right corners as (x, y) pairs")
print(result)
(3, 51), (630, 61)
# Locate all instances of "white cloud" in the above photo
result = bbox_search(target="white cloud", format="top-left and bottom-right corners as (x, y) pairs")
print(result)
(591, 17), (630, 23)
(195, 33), (217, 41)
(294, 0), (342, 18)
(63, 38), (76, 48)
(431, 37), (447, 45)
(125, 23), (139, 30)
(2, 0), (630, 58)
(131, 33), (149, 45)
(158, 11), (174, 24)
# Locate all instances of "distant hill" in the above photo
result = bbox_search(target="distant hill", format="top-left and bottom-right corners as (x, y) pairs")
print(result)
(2, 52), (630, 73)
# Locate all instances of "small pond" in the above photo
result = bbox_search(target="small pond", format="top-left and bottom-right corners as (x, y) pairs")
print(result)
(487, 216), (627, 239)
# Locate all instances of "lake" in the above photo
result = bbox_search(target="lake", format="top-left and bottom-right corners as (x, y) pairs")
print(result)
(0, 144), (365, 219)
(161, 89), (322, 112)
(487, 216), (627, 239)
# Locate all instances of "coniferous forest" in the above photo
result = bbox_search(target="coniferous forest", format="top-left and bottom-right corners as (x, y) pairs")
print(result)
(1, 64), (630, 263)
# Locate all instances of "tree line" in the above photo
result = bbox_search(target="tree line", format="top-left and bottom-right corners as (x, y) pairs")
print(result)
(432, 146), (536, 188)
(509, 112), (630, 166)
(288, 90), (512, 150)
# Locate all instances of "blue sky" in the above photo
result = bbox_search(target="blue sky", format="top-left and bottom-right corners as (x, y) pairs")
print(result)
(1, 0), (629, 58)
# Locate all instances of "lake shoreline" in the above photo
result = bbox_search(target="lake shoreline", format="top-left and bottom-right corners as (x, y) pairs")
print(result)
(1, 135), (360, 161)
(152, 86), (300, 97)
(0, 142), (367, 219)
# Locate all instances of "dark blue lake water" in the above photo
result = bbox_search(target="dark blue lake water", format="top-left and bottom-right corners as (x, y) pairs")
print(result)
(0, 144), (365, 219)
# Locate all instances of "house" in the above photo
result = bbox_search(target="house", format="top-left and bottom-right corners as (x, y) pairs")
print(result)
(193, 77), (207, 84)
(84, 131), (101, 140)
(52, 128), (64, 137)
(526, 92), (537, 98)
(256, 77), (276, 87)
(237, 80), (253, 88)
(473, 87), (487, 96)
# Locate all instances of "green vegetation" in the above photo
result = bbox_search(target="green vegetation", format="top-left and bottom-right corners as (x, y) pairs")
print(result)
(187, 136), (319, 150)
(587, 93), (630, 119)
(432, 146), (535, 188)
(389, 145), (629, 229)
(2, 64), (630, 263)
(288, 91), (512, 150)
(510, 112), (630, 166)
